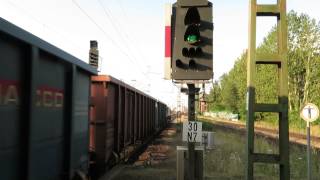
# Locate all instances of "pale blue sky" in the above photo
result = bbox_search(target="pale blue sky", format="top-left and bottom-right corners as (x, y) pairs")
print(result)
(0, 0), (319, 107)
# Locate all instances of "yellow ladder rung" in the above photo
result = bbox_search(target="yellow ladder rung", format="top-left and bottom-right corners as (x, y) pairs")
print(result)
(255, 54), (282, 64)
(256, 5), (280, 16)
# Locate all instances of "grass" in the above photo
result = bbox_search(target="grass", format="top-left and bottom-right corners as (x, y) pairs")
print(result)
(199, 120), (320, 179)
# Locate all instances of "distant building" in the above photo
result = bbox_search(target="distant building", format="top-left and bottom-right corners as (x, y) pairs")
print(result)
(199, 97), (207, 113)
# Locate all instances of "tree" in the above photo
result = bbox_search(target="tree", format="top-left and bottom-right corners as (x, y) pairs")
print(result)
(207, 11), (320, 125)
(206, 81), (223, 111)
(287, 11), (320, 112)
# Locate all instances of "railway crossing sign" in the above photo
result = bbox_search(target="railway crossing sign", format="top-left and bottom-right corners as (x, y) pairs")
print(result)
(300, 103), (319, 123)
(183, 121), (202, 142)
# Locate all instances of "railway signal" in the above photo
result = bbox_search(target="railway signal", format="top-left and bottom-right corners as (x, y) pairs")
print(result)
(89, 40), (99, 69)
(171, 0), (213, 81)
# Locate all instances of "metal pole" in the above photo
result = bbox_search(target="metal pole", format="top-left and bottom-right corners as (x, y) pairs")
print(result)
(187, 84), (195, 180)
(307, 121), (311, 180)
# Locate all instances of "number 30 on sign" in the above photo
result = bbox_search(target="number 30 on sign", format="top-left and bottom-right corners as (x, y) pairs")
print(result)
(182, 121), (202, 142)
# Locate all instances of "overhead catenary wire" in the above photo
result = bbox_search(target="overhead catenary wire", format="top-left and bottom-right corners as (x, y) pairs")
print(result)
(116, 0), (149, 68)
(72, 0), (150, 81)
(96, 0), (150, 80)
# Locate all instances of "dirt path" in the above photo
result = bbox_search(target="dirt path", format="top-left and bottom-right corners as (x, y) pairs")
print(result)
(100, 123), (182, 180)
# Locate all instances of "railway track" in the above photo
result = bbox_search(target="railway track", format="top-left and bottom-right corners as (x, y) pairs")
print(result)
(199, 116), (320, 149)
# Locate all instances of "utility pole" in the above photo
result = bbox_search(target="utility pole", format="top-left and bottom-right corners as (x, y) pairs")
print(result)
(186, 84), (199, 180)
(177, 88), (182, 124)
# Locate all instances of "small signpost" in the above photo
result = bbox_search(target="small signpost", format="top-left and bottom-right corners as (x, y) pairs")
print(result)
(300, 103), (319, 180)
(183, 121), (202, 142)
(300, 103), (319, 123)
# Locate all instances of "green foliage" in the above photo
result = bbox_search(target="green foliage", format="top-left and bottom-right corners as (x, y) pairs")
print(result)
(206, 81), (224, 111)
(207, 11), (320, 128)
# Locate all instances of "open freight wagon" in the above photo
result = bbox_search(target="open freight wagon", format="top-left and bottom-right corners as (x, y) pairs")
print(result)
(0, 18), (97, 180)
(89, 75), (168, 177)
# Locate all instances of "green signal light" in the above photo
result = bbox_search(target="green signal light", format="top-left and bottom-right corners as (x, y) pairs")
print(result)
(187, 35), (198, 44)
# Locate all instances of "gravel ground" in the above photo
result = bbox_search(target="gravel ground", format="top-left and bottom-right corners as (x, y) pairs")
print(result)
(99, 116), (320, 180)
(100, 122), (182, 180)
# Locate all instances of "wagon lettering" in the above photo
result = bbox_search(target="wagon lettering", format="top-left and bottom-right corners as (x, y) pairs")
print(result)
(5, 85), (19, 105)
(43, 91), (53, 107)
(54, 92), (63, 108)
(0, 82), (19, 106)
(0, 82), (64, 107)
(36, 88), (64, 108)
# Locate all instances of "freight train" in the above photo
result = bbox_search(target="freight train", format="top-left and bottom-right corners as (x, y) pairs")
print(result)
(0, 18), (169, 180)
(89, 75), (169, 179)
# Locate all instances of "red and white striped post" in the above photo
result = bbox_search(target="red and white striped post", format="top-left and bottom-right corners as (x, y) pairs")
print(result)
(164, 3), (172, 80)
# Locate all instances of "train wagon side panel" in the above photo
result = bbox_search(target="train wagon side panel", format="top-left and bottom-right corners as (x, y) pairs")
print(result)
(0, 18), (96, 180)
(71, 70), (91, 175)
(0, 29), (29, 180)
(28, 51), (68, 180)
(105, 83), (116, 163)
(90, 77), (117, 176)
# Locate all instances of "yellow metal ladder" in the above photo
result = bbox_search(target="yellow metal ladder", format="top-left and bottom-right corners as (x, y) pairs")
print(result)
(246, 0), (289, 179)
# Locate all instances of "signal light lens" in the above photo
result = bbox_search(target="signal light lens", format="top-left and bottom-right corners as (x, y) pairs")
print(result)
(182, 47), (196, 57)
(184, 7), (200, 25)
(89, 51), (99, 68)
(195, 47), (202, 55)
(189, 59), (196, 69)
(184, 25), (200, 44)
(187, 35), (198, 44)
(182, 47), (202, 57)
(189, 48), (196, 56)
(182, 48), (189, 57)
(176, 59), (183, 67)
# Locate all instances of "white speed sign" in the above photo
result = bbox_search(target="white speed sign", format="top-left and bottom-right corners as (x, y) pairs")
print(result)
(300, 103), (319, 123)
(182, 121), (202, 142)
